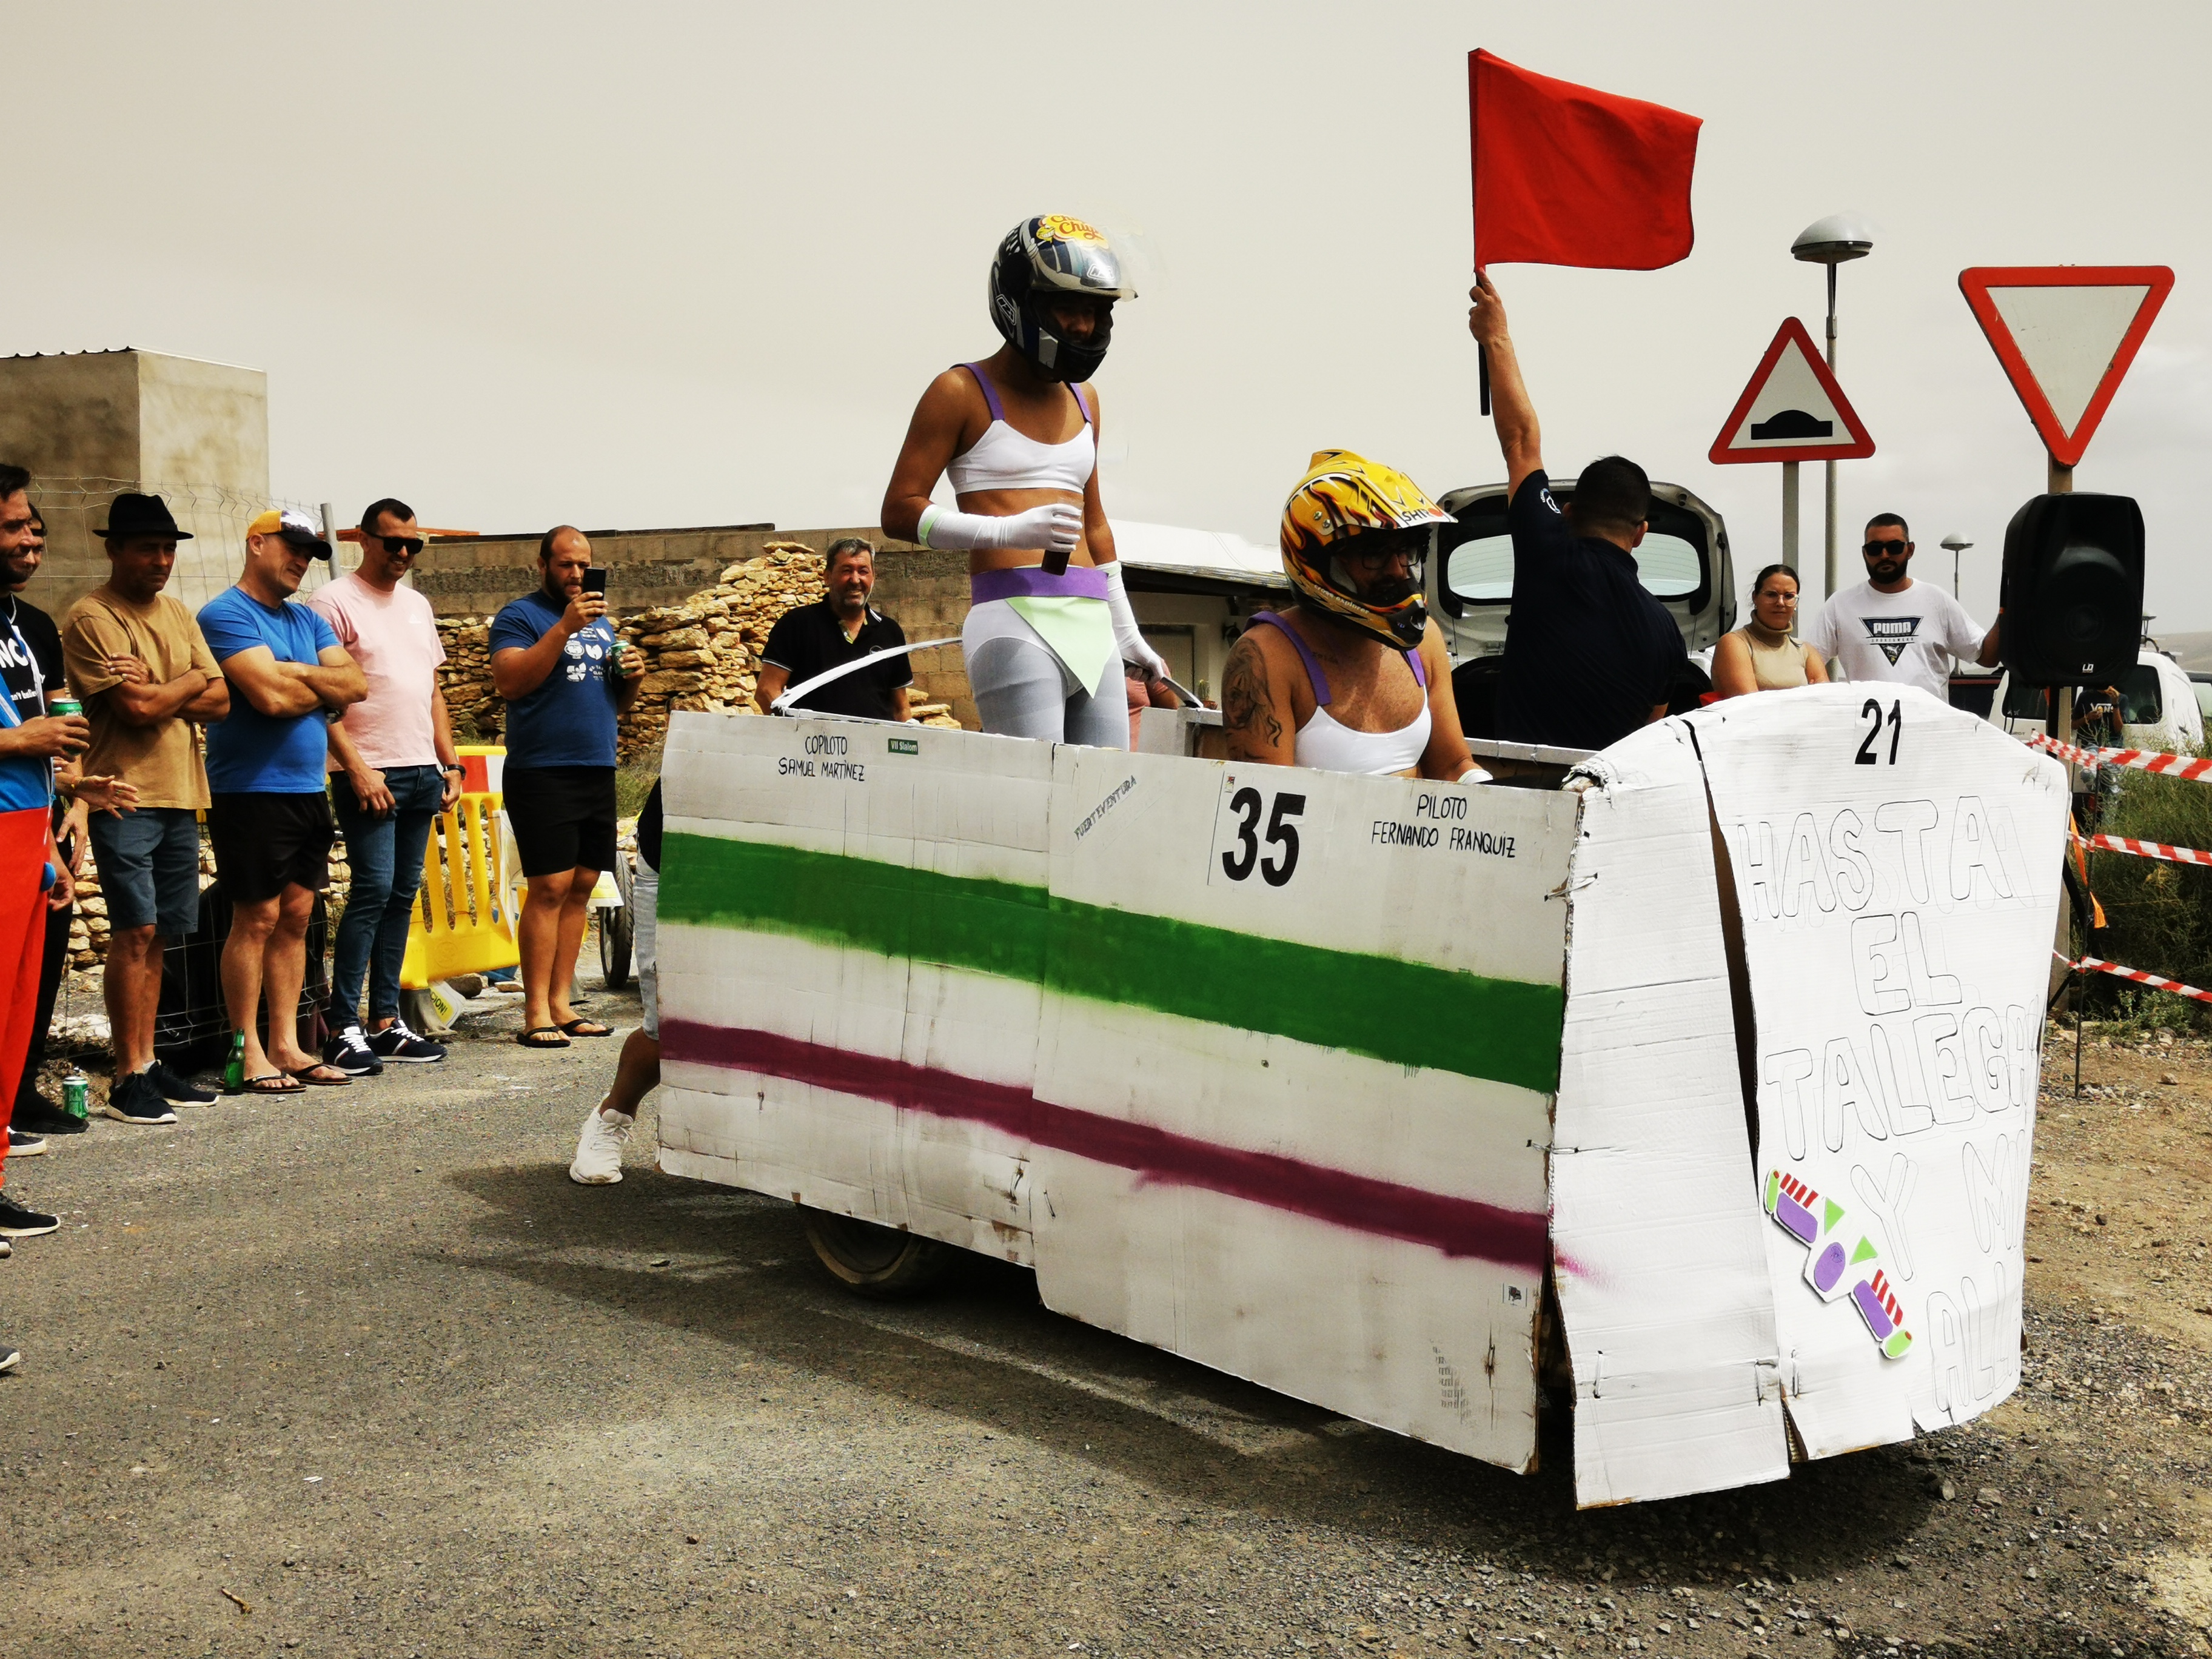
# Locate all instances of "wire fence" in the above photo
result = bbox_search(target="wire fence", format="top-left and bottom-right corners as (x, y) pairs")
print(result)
(29, 475), (354, 617)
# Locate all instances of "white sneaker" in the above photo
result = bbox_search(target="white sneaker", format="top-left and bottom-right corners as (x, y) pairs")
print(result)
(568, 1104), (633, 1185)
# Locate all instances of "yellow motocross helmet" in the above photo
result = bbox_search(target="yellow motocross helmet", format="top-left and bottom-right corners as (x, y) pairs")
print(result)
(1278, 450), (1454, 649)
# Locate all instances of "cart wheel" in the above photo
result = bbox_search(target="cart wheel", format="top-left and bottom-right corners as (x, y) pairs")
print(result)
(598, 853), (634, 989)
(801, 1208), (953, 1299)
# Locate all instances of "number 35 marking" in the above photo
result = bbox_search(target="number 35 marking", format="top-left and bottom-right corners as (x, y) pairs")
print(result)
(1221, 787), (1306, 886)
(1856, 698), (1902, 765)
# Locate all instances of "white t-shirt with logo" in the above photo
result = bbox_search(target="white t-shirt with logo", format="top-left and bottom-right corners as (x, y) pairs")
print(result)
(1801, 580), (1985, 702)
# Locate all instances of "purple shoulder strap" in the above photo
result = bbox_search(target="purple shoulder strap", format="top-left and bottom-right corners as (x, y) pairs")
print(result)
(1247, 611), (1331, 708)
(958, 362), (1005, 423)
(1068, 383), (1093, 426)
(1405, 647), (1427, 689)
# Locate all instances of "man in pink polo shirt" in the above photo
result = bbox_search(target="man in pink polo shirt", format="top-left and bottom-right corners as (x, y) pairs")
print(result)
(308, 498), (465, 1073)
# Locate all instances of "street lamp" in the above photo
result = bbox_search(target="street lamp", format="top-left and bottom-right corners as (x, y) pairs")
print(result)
(1940, 532), (1972, 598)
(1793, 213), (1877, 604)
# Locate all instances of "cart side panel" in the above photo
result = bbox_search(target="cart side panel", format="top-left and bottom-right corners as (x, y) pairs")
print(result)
(1031, 745), (1572, 1471)
(657, 715), (1053, 1259)
(1691, 685), (2066, 1456)
(1556, 721), (1791, 1508)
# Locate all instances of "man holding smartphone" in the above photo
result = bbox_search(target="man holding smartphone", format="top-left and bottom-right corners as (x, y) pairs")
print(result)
(489, 526), (645, 1048)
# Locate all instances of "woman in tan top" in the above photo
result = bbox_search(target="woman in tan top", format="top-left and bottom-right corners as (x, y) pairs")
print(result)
(1712, 563), (1829, 698)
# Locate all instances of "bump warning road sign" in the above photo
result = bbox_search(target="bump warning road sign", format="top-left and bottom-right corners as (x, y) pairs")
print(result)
(1708, 317), (1875, 464)
(1958, 265), (2173, 468)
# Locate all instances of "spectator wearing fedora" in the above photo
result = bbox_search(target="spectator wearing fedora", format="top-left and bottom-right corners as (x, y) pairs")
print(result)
(197, 510), (365, 1095)
(60, 493), (231, 1127)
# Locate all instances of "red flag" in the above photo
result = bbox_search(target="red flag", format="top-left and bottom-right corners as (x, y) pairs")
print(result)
(1469, 49), (1701, 270)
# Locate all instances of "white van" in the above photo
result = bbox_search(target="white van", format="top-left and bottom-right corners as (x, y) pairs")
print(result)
(1989, 649), (2204, 754)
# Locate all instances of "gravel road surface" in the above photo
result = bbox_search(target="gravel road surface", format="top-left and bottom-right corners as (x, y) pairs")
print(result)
(5, 984), (2209, 1658)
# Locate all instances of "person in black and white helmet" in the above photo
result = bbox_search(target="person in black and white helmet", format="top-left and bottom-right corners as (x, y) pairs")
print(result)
(881, 215), (1165, 746)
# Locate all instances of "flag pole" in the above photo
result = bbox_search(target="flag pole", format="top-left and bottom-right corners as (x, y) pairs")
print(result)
(1470, 50), (1490, 416)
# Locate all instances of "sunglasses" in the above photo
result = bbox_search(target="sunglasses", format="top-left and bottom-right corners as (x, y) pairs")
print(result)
(1862, 541), (1909, 557)
(374, 535), (427, 556)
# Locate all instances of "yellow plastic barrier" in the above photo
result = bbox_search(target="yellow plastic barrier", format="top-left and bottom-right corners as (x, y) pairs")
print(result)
(399, 790), (521, 990)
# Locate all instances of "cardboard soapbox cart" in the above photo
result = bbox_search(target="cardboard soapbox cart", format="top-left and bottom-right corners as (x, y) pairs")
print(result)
(651, 684), (2066, 1507)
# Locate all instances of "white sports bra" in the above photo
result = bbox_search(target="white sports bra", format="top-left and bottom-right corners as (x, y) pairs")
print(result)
(1248, 612), (1433, 776)
(945, 362), (1096, 497)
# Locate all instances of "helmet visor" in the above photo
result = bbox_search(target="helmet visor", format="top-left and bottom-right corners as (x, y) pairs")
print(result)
(1327, 529), (1429, 606)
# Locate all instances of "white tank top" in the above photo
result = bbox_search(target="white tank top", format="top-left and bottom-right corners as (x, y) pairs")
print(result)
(1248, 612), (1432, 776)
(945, 363), (1096, 497)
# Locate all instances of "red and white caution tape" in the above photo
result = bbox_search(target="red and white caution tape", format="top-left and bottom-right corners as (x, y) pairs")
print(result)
(2054, 951), (2212, 1006)
(2073, 830), (2212, 868)
(2026, 731), (2212, 782)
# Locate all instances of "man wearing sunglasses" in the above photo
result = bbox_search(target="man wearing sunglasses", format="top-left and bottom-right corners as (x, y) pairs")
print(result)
(307, 498), (466, 1074)
(1800, 514), (2000, 703)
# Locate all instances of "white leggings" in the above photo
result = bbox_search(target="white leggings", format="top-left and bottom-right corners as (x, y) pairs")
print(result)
(962, 598), (1129, 748)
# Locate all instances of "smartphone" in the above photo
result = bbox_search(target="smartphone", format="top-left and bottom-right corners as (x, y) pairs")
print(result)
(580, 568), (608, 597)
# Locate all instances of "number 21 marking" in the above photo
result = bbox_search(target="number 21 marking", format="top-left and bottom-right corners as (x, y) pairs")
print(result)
(1855, 698), (1902, 765)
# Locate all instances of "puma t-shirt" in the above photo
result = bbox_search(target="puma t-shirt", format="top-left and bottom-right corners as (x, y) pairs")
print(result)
(1801, 580), (1985, 702)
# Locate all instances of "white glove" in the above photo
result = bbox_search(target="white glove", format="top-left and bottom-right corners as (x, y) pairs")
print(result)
(917, 501), (1084, 556)
(1103, 561), (1168, 680)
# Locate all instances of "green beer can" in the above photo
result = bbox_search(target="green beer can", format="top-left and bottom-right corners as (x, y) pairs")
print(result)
(49, 696), (81, 718)
(62, 1073), (90, 1122)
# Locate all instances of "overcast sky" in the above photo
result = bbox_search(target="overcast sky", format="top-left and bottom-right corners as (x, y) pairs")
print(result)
(12, 1), (2210, 630)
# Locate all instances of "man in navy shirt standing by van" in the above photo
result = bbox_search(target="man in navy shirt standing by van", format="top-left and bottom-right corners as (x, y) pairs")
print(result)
(1467, 273), (1684, 752)
(199, 510), (367, 1093)
(490, 526), (645, 1050)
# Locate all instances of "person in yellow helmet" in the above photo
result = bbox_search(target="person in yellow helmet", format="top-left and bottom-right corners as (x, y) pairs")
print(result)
(1218, 451), (1487, 781)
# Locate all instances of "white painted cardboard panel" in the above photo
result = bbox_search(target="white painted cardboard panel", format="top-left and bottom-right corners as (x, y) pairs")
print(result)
(1032, 743), (1561, 1472)
(1047, 743), (1577, 986)
(1688, 685), (2065, 1454)
(1555, 720), (1790, 1507)
(1031, 1151), (1543, 1469)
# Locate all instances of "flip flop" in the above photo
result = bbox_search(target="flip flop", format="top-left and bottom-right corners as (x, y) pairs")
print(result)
(516, 1027), (572, 1049)
(232, 1073), (304, 1097)
(287, 1065), (353, 1088)
(557, 1018), (614, 1038)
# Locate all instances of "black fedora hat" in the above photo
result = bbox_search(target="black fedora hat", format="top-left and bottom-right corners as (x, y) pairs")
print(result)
(93, 492), (193, 542)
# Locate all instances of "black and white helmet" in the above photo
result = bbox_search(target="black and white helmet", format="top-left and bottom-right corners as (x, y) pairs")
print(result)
(988, 214), (1136, 383)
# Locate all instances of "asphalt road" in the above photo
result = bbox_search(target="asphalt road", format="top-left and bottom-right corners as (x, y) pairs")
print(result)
(5, 980), (2208, 1659)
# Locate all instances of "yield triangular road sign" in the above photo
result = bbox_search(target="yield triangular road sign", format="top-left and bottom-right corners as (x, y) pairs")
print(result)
(1708, 317), (1875, 464)
(1959, 266), (2173, 468)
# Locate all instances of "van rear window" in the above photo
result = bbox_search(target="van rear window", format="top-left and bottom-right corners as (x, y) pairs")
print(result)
(2003, 666), (2162, 725)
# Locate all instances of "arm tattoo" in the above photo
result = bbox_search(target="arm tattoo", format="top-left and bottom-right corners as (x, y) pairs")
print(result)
(1221, 638), (1284, 757)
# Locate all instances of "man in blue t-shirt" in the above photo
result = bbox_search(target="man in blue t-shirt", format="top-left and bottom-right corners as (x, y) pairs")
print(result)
(1467, 273), (1686, 753)
(489, 525), (645, 1049)
(197, 510), (367, 1094)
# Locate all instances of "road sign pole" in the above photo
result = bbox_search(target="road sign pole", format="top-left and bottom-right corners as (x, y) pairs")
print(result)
(2048, 457), (2073, 495)
(1823, 265), (1840, 602)
(1781, 460), (1799, 568)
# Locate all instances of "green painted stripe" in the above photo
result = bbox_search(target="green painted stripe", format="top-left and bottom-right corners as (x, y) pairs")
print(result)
(661, 831), (1563, 1094)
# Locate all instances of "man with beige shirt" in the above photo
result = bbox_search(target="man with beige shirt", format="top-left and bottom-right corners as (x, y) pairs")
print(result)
(59, 493), (230, 1126)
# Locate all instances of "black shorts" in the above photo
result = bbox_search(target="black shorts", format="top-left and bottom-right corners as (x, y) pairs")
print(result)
(503, 765), (618, 878)
(207, 792), (337, 903)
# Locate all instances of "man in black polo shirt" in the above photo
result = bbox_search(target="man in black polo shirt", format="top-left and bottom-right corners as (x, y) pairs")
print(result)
(753, 538), (913, 721)
(1468, 273), (1685, 752)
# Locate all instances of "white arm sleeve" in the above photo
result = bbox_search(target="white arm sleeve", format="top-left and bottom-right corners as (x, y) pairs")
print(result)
(917, 501), (1082, 555)
(1102, 560), (1167, 679)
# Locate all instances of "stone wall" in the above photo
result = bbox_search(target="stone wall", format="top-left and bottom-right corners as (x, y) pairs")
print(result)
(433, 540), (964, 762)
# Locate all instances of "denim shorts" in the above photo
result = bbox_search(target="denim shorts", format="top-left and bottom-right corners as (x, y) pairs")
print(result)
(87, 806), (203, 936)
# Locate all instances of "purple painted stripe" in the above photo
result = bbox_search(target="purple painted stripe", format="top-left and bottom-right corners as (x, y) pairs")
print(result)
(969, 566), (1111, 605)
(662, 1019), (1551, 1275)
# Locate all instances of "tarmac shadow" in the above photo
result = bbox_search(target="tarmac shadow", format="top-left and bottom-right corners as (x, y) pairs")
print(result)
(440, 1159), (1942, 1582)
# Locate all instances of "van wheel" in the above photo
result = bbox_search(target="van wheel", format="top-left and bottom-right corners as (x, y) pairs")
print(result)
(800, 1208), (953, 1299)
